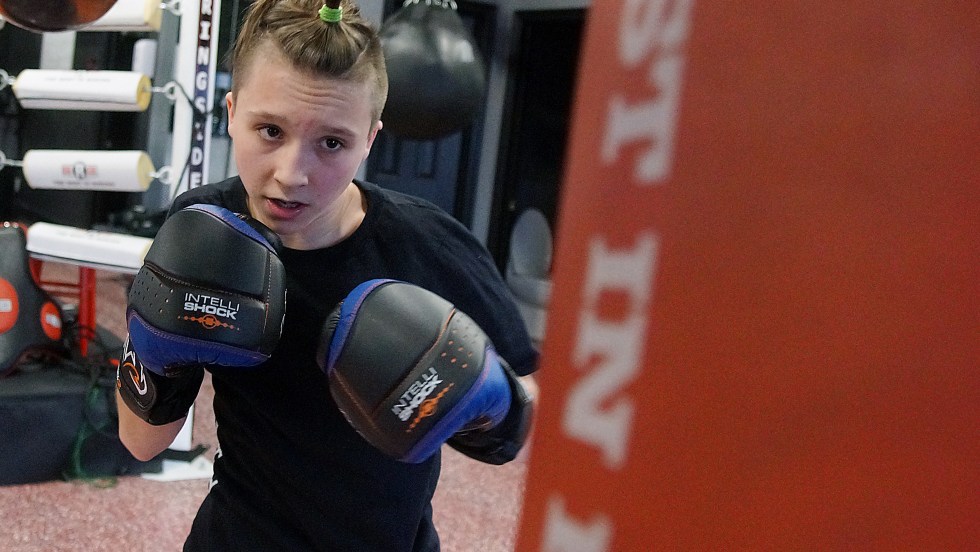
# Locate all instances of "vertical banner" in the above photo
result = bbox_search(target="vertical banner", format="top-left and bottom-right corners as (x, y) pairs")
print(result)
(164, 0), (221, 450)
(172, 0), (220, 195)
(516, 1), (979, 551)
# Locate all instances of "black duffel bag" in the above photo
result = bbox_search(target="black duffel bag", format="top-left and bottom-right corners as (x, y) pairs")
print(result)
(0, 347), (154, 485)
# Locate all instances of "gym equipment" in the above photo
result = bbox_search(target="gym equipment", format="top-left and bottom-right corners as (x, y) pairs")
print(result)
(379, 0), (486, 140)
(26, 222), (152, 272)
(80, 0), (162, 32)
(21, 150), (156, 192)
(0, 0), (118, 33)
(515, 1), (980, 550)
(319, 279), (532, 464)
(0, 223), (67, 377)
(126, 204), (287, 374)
(0, 346), (149, 485)
(9, 69), (152, 112)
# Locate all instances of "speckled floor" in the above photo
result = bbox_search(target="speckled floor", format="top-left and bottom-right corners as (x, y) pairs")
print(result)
(0, 264), (528, 551)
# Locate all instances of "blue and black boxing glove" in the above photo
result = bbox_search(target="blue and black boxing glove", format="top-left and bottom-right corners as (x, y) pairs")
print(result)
(117, 204), (286, 425)
(317, 280), (533, 464)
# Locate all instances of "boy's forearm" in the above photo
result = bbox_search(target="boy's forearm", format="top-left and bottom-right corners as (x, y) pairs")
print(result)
(116, 391), (187, 462)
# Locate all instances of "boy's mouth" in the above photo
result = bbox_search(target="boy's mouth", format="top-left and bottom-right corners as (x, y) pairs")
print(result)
(265, 197), (306, 220)
(271, 198), (302, 210)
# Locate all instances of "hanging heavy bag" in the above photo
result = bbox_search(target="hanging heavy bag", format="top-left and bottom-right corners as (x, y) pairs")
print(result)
(379, 0), (487, 140)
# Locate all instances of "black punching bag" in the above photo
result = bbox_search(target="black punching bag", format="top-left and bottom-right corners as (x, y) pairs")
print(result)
(379, 0), (487, 140)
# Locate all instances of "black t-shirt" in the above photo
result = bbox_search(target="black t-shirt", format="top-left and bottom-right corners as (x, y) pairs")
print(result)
(170, 177), (537, 551)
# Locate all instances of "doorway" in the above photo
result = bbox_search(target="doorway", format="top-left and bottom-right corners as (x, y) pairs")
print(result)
(487, 8), (585, 271)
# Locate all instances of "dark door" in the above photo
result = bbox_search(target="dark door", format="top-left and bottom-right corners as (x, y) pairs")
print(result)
(487, 9), (586, 270)
(367, 130), (466, 216)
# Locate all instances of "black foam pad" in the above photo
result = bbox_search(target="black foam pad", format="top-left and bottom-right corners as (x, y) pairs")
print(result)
(0, 223), (67, 376)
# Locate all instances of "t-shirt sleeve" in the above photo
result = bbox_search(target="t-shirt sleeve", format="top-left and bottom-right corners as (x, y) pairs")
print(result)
(422, 213), (540, 377)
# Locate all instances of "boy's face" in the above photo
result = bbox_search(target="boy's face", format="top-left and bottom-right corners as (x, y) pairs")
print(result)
(227, 43), (382, 250)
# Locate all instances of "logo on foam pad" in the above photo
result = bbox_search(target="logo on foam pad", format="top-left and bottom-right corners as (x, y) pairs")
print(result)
(40, 302), (62, 340)
(181, 293), (240, 330)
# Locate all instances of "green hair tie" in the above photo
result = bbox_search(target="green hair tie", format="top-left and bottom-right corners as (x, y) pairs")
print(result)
(319, 5), (343, 23)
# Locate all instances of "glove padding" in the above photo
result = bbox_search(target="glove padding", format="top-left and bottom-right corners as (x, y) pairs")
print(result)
(126, 204), (286, 376)
(119, 204), (285, 425)
(318, 279), (532, 464)
(446, 358), (534, 465)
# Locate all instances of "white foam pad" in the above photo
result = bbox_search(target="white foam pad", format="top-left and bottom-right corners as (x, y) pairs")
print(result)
(26, 223), (152, 272)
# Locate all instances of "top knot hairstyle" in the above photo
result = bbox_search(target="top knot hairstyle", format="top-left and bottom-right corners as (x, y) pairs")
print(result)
(230, 0), (388, 122)
(319, 0), (344, 23)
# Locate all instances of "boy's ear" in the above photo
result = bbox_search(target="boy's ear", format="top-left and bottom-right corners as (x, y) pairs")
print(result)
(225, 92), (238, 138)
(365, 120), (383, 156)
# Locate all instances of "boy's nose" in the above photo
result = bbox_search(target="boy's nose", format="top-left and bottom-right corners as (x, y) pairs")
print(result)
(273, 142), (311, 188)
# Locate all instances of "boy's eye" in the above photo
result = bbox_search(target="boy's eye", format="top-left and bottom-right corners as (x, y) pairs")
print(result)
(323, 138), (343, 150)
(259, 126), (282, 139)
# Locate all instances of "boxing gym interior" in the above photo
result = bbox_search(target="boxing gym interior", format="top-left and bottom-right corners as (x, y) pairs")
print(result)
(1, 1), (975, 551)
(0, 0), (582, 549)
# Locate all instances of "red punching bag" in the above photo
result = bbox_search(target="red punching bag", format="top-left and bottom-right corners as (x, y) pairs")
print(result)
(0, 0), (117, 33)
(379, 0), (487, 140)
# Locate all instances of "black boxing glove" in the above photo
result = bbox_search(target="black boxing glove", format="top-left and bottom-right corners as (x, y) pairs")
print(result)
(445, 358), (534, 465)
(317, 279), (533, 464)
(117, 204), (286, 425)
(117, 336), (205, 426)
